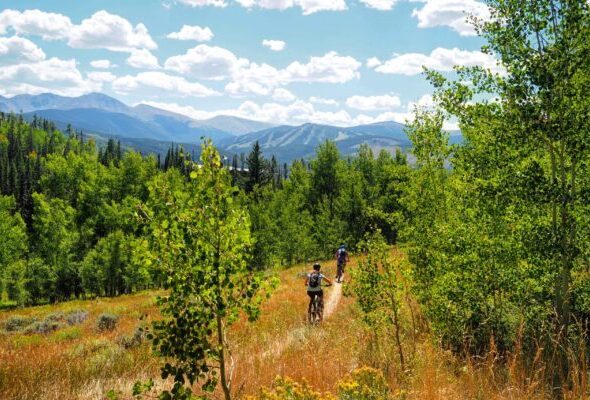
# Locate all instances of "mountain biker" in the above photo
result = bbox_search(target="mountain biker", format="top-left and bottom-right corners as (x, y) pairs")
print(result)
(335, 243), (349, 283)
(305, 263), (332, 322)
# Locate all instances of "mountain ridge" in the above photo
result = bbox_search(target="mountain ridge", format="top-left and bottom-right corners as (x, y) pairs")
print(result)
(0, 92), (460, 161)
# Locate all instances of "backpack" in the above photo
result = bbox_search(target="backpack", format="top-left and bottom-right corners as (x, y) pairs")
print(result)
(309, 271), (321, 288)
(337, 248), (347, 263)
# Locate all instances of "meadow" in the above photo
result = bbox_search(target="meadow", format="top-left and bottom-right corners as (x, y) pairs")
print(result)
(2, 251), (585, 400)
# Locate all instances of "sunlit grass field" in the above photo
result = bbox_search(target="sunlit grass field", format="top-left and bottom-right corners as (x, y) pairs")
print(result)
(1, 251), (586, 399)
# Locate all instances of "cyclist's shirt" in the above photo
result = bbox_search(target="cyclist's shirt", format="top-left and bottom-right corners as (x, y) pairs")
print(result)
(307, 272), (326, 292)
(336, 249), (348, 265)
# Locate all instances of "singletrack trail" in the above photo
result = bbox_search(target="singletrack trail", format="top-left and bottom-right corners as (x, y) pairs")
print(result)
(323, 280), (343, 319)
(257, 267), (345, 360)
(230, 259), (360, 394)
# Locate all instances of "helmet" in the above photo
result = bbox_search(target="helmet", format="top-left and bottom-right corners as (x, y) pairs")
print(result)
(313, 262), (321, 271)
(340, 243), (346, 249)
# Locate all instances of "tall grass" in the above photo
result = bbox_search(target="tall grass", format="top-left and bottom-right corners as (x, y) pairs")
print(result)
(0, 254), (588, 399)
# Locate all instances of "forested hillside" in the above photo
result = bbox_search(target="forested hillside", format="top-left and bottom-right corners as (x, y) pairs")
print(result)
(0, 112), (408, 306)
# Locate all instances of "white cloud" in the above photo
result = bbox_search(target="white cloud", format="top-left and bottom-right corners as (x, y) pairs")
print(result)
(176, 0), (228, 7)
(286, 51), (361, 83)
(412, 0), (489, 36)
(167, 25), (214, 41)
(112, 71), (219, 97)
(262, 39), (286, 51)
(272, 88), (296, 102)
(366, 57), (381, 68)
(225, 62), (285, 96)
(0, 57), (100, 97)
(359, 0), (398, 11)
(0, 9), (73, 40)
(68, 10), (157, 52)
(164, 44), (246, 80)
(0, 36), (46, 65)
(127, 49), (160, 69)
(223, 51), (361, 96)
(87, 71), (117, 82)
(235, 0), (347, 15)
(346, 94), (401, 111)
(371, 47), (498, 75)
(90, 59), (113, 69)
(309, 96), (339, 106)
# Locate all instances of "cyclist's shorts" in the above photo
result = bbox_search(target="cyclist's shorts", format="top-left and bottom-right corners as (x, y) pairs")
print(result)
(307, 290), (323, 299)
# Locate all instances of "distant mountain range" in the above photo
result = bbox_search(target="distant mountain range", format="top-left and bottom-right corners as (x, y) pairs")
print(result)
(0, 92), (460, 161)
(220, 121), (410, 161)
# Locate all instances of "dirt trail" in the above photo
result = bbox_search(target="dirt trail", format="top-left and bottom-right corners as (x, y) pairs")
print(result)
(323, 281), (342, 319)
(261, 279), (344, 359)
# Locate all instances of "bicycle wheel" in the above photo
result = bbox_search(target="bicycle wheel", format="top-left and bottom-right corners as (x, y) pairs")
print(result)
(309, 295), (320, 324)
(336, 263), (343, 282)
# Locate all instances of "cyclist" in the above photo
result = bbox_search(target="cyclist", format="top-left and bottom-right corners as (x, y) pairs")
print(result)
(335, 243), (349, 283)
(305, 263), (332, 322)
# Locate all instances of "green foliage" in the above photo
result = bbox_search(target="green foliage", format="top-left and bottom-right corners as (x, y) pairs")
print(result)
(1, 315), (37, 332)
(347, 232), (407, 371)
(143, 140), (275, 399)
(403, 3), (590, 388)
(247, 376), (336, 400)
(96, 313), (119, 332)
(337, 367), (390, 400)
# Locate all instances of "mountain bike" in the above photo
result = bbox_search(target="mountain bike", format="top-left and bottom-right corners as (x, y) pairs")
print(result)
(336, 261), (345, 283)
(308, 284), (331, 324)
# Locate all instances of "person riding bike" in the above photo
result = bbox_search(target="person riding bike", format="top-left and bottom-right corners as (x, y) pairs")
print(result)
(305, 263), (332, 322)
(335, 243), (349, 283)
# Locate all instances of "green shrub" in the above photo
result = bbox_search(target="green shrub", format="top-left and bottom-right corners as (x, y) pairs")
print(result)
(1, 315), (37, 332)
(96, 313), (119, 331)
(65, 310), (89, 325)
(116, 325), (145, 349)
(44, 312), (65, 323)
(246, 376), (336, 400)
(337, 367), (390, 400)
(23, 320), (65, 335)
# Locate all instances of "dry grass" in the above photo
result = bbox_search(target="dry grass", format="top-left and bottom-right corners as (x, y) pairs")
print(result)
(1, 251), (588, 399)
(0, 291), (163, 400)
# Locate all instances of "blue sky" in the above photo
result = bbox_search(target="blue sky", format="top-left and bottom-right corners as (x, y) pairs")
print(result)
(0, 0), (493, 126)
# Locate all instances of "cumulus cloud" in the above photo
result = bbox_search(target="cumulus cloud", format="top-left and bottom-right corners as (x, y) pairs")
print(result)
(272, 88), (296, 102)
(235, 0), (347, 15)
(285, 51), (361, 83)
(0, 9), (73, 40)
(164, 45), (361, 96)
(0, 36), (46, 65)
(359, 0), (398, 11)
(176, 0), (228, 7)
(309, 97), (339, 106)
(0, 57), (100, 97)
(167, 25), (214, 41)
(262, 39), (286, 51)
(127, 49), (160, 69)
(87, 71), (117, 82)
(346, 94), (401, 111)
(112, 71), (219, 97)
(225, 62), (284, 96)
(366, 57), (382, 68)
(90, 59), (113, 69)
(0, 9), (157, 56)
(164, 44), (246, 80)
(68, 10), (157, 52)
(412, 0), (489, 36)
(224, 51), (361, 96)
(370, 47), (499, 75)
